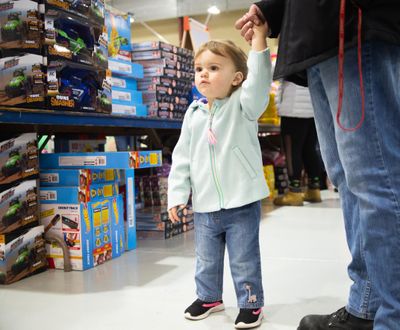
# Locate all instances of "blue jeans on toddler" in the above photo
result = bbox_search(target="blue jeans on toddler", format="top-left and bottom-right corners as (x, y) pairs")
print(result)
(308, 40), (400, 329)
(194, 201), (264, 309)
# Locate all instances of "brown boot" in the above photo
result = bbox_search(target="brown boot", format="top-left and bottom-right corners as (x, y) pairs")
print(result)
(303, 188), (322, 203)
(273, 191), (304, 206)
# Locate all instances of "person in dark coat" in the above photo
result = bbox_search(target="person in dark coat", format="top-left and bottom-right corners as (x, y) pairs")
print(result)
(236, 1), (400, 329)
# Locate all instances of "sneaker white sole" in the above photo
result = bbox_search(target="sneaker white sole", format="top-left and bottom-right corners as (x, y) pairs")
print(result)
(184, 303), (225, 320)
(235, 310), (264, 329)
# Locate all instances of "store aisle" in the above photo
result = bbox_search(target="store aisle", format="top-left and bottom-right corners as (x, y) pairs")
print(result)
(0, 191), (350, 330)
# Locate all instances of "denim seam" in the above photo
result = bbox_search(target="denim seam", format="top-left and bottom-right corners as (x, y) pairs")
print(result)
(217, 239), (224, 295)
(366, 42), (400, 281)
(346, 304), (375, 320)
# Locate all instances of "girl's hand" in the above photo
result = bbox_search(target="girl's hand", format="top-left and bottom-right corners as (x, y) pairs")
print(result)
(168, 204), (187, 223)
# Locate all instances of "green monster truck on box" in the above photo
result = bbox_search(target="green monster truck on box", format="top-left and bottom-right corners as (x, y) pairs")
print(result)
(56, 29), (87, 55)
(10, 245), (30, 275)
(1, 148), (25, 178)
(1, 12), (23, 42)
(2, 198), (27, 228)
(5, 69), (28, 98)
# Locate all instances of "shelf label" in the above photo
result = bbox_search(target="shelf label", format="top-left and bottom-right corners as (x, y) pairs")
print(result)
(58, 156), (107, 167)
(111, 77), (126, 88)
(40, 190), (57, 201)
(112, 90), (131, 101)
(40, 173), (59, 183)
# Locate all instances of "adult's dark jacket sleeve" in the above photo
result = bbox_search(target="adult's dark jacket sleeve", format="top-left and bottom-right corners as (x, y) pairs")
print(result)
(255, 0), (284, 38)
(253, 0), (400, 86)
(351, 0), (373, 8)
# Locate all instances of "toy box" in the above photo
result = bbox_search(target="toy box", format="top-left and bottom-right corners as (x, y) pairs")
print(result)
(93, 26), (108, 69)
(0, 133), (38, 187)
(136, 58), (180, 71)
(105, 12), (132, 60)
(40, 194), (124, 270)
(45, 10), (95, 66)
(45, 0), (91, 18)
(40, 169), (120, 187)
(0, 54), (45, 108)
(45, 0), (105, 23)
(90, 195), (124, 265)
(0, 0), (43, 54)
(97, 71), (112, 114)
(111, 76), (137, 90)
(40, 151), (162, 250)
(111, 103), (148, 117)
(46, 64), (104, 113)
(0, 179), (39, 234)
(40, 182), (119, 204)
(40, 201), (93, 270)
(0, 225), (47, 284)
(131, 50), (178, 61)
(90, 0), (105, 25)
(112, 87), (142, 104)
(110, 194), (124, 258)
(137, 77), (191, 90)
(40, 151), (162, 170)
(131, 41), (177, 54)
(108, 58), (143, 79)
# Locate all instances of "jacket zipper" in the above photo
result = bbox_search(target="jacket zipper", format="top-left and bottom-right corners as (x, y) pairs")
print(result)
(208, 105), (224, 208)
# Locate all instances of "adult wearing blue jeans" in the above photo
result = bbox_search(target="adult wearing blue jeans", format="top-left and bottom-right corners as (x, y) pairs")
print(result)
(236, 1), (400, 329)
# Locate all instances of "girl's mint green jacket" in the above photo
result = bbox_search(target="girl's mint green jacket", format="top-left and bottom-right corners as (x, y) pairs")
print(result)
(168, 49), (272, 213)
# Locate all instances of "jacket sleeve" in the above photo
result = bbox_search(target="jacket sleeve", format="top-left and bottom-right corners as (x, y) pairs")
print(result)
(167, 111), (191, 210)
(255, 0), (285, 38)
(240, 49), (272, 121)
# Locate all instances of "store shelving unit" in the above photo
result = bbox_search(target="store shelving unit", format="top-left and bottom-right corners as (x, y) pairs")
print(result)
(0, 107), (182, 135)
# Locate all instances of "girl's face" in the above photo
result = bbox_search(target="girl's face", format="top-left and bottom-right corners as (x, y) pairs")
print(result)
(194, 50), (243, 103)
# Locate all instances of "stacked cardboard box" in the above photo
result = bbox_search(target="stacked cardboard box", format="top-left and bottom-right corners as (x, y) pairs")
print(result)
(105, 12), (147, 116)
(135, 174), (170, 209)
(0, 133), (46, 284)
(132, 41), (194, 120)
(39, 168), (125, 270)
(136, 206), (194, 240)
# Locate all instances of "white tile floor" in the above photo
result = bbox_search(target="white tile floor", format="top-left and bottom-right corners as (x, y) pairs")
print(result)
(0, 191), (352, 330)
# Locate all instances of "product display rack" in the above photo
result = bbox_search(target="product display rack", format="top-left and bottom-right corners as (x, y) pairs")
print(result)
(0, 106), (182, 135)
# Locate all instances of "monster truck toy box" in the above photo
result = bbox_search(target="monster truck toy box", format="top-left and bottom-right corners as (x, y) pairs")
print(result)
(0, 180), (39, 235)
(44, 9), (95, 66)
(0, 133), (39, 187)
(0, 225), (47, 285)
(0, 54), (45, 108)
(0, 0), (43, 54)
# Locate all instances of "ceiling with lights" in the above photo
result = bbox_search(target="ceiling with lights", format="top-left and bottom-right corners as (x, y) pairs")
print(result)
(108, 0), (254, 22)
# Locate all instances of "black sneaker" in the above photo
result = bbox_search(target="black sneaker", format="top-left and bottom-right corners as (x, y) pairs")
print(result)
(184, 299), (224, 320)
(235, 308), (263, 329)
(297, 307), (373, 329)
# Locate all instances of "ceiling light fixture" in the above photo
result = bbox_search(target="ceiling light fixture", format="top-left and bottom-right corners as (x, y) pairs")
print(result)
(205, 5), (221, 27)
(207, 5), (221, 15)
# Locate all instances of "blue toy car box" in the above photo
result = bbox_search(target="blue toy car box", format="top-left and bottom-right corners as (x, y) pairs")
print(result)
(40, 169), (121, 187)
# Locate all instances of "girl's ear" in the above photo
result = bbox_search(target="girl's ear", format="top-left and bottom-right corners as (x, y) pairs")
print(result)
(232, 71), (244, 86)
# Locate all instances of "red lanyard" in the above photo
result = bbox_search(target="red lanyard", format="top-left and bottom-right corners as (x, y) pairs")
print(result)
(337, 0), (365, 131)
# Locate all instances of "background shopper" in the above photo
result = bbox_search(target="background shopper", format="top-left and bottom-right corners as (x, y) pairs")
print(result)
(274, 81), (322, 206)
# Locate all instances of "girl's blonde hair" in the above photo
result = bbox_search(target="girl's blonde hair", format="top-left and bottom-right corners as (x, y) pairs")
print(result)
(195, 40), (248, 94)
